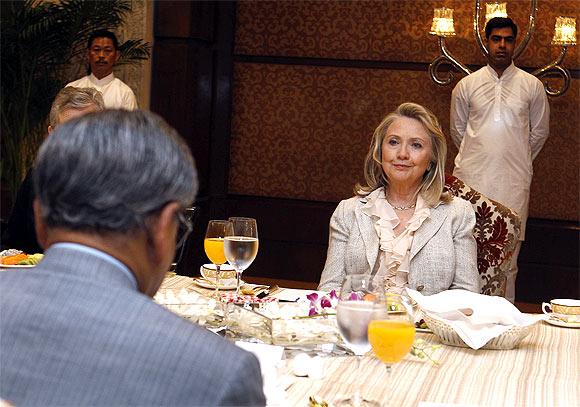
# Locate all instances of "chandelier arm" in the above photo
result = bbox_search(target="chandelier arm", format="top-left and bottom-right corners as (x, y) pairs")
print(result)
(429, 56), (455, 86)
(440, 38), (472, 76)
(513, 0), (538, 60)
(429, 38), (473, 86)
(474, 0), (489, 57)
(531, 46), (571, 97)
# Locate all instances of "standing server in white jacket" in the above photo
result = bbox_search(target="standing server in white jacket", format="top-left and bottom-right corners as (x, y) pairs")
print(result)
(450, 17), (550, 303)
(66, 30), (138, 110)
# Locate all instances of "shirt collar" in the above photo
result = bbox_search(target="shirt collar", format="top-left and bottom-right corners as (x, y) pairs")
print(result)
(48, 242), (137, 289)
(484, 61), (516, 81)
(89, 72), (115, 86)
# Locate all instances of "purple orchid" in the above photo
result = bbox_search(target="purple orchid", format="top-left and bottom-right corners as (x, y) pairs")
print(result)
(307, 290), (339, 316)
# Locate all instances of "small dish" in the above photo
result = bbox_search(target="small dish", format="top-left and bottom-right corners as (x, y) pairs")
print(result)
(200, 264), (236, 280)
(544, 318), (580, 329)
(415, 327), (433, 334)
(193, 277), (243, 290)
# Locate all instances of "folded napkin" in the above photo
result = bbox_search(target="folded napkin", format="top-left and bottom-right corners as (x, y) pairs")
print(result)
(407, 289), (544, 350)
(235, 341), (290, 406)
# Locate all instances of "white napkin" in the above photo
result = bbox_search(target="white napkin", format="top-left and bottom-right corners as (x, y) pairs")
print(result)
(407, 289), (544, 350)
(235, 341), (289, 406)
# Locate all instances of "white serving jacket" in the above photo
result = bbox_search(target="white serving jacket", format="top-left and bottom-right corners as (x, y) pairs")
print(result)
(450, 63), (550, 239)
(66, 73), (138, 110)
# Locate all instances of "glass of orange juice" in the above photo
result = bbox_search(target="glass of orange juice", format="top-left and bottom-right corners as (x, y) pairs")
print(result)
(368, 294), (416, 374)
(204, 220), (233, 298)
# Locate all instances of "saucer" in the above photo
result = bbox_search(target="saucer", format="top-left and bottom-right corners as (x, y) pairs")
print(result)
(193, 277), (242, 290)
(544, 318), (580, 329)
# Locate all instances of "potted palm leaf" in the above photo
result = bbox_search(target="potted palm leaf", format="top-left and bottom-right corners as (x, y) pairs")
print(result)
(0, 0), (150, 213)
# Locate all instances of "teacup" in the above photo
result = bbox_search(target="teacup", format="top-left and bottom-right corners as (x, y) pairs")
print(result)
(200, 263), (236, 281)
(542, 299), (580, 323)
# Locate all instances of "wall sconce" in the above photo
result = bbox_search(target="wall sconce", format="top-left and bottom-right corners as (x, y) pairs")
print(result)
(428, 0), (576, 97)
(485, 2), (508, 22)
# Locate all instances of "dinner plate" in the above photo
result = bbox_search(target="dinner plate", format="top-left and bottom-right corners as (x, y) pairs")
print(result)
(193, 277), (243, 290)
(544, 318), (580, 329)
(0, 264), (35, 269)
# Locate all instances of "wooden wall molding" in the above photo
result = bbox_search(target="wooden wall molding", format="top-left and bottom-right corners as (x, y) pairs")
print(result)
(234, 54), (580, 78)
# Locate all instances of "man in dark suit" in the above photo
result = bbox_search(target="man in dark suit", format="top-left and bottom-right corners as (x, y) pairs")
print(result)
(1, 86), (105, 254)
(0, 110), (266, 406)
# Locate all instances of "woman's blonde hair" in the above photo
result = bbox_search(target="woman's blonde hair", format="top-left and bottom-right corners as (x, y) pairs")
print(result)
(355, 102), (450, 207)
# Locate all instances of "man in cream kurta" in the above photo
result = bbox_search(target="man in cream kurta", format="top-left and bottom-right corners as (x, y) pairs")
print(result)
(65, 29), (137, 110)
(450, 17), (550, 302)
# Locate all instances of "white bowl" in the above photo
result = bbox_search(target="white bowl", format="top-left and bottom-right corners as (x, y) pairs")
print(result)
(200, 264), (236, 280)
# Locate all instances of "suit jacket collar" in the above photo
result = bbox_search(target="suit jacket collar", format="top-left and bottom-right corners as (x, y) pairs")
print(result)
(409, 204), (448, 258)
(39, 244), (138, 290)
(355, 196), (380, 271)
(354, 196), (449, 269)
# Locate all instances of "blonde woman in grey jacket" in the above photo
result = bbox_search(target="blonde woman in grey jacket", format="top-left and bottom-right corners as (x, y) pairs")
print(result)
(318, 103), (480, 296)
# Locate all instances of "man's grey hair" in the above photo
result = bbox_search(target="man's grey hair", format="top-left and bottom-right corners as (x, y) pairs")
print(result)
(34, 110), (197, 232)
(49, 87), (105, 127)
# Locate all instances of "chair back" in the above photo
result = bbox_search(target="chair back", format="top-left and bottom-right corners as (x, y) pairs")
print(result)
(444, 175), (521, 296)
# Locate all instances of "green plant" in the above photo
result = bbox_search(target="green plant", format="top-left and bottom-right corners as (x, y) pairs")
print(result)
(0, 0), (150, 206)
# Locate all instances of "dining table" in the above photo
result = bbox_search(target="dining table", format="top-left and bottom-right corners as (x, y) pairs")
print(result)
(159, 274), (579, 407)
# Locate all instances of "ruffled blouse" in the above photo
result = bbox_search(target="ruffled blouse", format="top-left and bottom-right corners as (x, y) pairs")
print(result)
(361, 187), (430, 295)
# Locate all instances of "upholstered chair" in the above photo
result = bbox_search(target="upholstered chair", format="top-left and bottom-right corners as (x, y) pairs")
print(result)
(444, 175), (521, 296)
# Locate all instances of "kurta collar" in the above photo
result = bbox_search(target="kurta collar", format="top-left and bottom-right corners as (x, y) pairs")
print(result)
(484, 61), (516, 81)
(89, 72), (115, 86)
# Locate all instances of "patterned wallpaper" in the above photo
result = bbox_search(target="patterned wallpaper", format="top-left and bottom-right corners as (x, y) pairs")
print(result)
(231, 1), (579, 221)
(235, 0), (579, 69)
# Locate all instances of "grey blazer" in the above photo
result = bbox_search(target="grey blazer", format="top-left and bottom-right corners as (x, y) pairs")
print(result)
(0, 245), (266, 406)
(318, 195), (480, 295)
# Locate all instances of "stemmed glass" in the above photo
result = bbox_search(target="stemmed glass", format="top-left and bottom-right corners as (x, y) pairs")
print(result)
(224, 217), (259, 295)
(368, 294), (416, 404)
(335, 274), (383, 407)
(204, 220), (233, 298)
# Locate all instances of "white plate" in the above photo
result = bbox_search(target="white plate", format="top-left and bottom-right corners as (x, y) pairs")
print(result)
(0, 264), (36, 269)
(193, 277), (243, 291)
(544, 318), (580, 329)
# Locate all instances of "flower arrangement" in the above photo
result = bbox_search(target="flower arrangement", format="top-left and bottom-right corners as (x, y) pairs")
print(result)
(306, 290), (338, 316)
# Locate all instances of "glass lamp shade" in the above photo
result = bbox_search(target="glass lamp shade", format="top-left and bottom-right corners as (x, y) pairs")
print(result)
(485, 3), (508, 22)
(552, 17), (577, 46)
(430, 7), (456, 37)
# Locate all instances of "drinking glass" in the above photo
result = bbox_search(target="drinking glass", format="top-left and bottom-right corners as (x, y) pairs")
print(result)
(368, 294), (416, 396)
(224, 217), (259, 295)
(335, 274), (383, 407)
(204, 220), (233, 298)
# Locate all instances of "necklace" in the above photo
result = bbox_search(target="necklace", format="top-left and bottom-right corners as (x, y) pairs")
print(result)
(389, 202), (416, 211)
(386, 193), (416, 211)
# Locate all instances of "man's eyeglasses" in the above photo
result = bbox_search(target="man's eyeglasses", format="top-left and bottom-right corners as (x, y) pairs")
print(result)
(175, 209), (194, 249)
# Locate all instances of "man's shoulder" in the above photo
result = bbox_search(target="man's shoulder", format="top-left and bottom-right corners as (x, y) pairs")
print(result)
(66, 75), (90, 87)
(112, 77), (136, 94)
(513, 66), (545, 89)
(456, 66), (487, 87)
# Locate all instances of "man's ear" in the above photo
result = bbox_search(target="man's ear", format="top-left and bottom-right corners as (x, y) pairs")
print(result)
(114, 49), (120, 64)
(33, 199), (48, 250)
(47, 125), (53, 134)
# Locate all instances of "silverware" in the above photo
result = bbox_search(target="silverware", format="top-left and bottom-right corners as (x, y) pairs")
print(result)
(256, 285), (280, 299)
